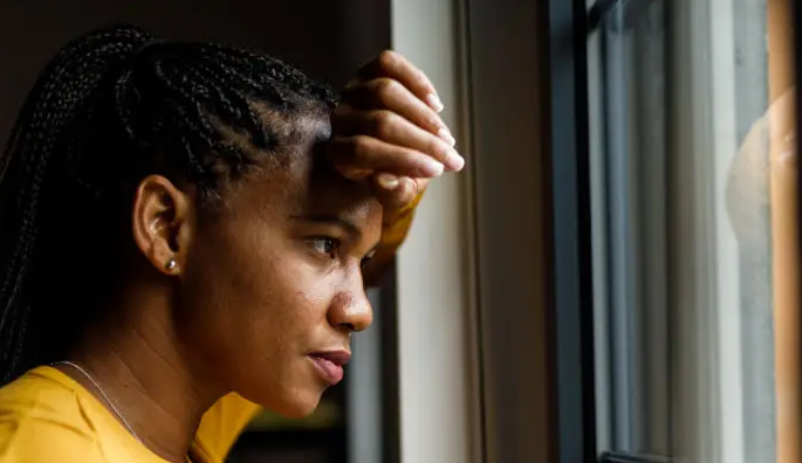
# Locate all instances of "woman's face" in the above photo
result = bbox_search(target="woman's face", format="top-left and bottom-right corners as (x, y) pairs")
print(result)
(175, 118), (383, 418)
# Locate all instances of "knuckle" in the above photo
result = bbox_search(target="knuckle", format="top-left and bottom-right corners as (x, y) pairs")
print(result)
(377, 50), (400, 69)
(409, 178), (425, 198)
(428, 116), (444, 131)
(398, 179), (418, 204)
(375, 78), (401, 103)
(332, 103), (350, 117)
(371, 111), (399, 139)
(428, 138), (447, 158)
(350, 135), (373, 162)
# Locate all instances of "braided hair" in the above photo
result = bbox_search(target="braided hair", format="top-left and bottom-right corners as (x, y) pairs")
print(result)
(0, 24), (337, 383)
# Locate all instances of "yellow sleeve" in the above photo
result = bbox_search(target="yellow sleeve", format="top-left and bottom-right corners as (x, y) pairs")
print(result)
(195, 192), (425, 460)
(193, 393), (261, 462)
(363, 191), (424, 287)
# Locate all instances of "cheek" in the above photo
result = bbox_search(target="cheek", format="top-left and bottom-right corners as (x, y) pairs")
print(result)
(176, 222), (335, 377)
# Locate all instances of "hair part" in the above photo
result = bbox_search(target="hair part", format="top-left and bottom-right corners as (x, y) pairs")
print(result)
(0, 24), (337, 383)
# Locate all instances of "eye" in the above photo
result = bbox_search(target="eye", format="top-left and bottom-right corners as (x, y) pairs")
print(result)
(309, 237), (340, 258)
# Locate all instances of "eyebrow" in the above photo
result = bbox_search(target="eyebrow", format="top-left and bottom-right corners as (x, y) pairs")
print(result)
(291, 214), (362, 239)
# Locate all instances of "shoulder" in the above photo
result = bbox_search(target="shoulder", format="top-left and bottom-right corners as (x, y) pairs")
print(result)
(0, 368), (105, 462)
(0, 415), (104, 463)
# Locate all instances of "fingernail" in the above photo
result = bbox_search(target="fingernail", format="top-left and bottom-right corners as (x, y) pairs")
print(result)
(445, 148), (465, 171)
(420, 158), (445, 177)
(426, 93), (445, 113)
(377, 173), (400, 190)
(437, 127), (456, 146)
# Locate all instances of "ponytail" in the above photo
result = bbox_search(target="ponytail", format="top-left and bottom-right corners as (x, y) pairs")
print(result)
(0, 25), (153, 382)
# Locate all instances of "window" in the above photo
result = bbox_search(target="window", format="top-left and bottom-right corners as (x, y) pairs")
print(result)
(589, 0), (670, 456)
(588, 0), (800, 462)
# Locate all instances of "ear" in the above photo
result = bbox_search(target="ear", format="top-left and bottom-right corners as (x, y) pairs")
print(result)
(131, 175), (194, 276)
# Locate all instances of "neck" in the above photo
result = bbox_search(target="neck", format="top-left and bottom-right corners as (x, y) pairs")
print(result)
(62, 290), (225, 463)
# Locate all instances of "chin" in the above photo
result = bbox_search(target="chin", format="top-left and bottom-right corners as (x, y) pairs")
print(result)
(239, 381), (324, 419)
(267, 390), (324, 419)
(230, 360), (328, 419)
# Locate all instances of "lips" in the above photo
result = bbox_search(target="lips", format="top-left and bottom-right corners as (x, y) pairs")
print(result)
(309, 350), (351, 385)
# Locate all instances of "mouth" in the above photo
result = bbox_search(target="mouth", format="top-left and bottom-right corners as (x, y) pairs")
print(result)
(308, 350), (351, 386)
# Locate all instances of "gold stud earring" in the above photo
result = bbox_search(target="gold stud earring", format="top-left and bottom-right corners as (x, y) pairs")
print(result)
(165, 258), (178, 272)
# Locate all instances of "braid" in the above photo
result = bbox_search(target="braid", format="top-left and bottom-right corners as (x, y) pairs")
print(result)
(0, 24), (337, 383)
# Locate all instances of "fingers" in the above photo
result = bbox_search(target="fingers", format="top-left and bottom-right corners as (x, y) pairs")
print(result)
(342, 78), (453, 143)
(355, 50), (443, 113)
(327, 136), (445, 180)
(336, 50), (462, 212)
(331, 107), (464, 171)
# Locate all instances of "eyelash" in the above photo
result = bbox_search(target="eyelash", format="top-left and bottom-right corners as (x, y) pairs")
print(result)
(307, 237), (376, 268)
(309, 237), (340, 258)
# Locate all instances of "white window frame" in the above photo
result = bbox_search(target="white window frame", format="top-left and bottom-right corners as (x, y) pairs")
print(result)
(391, 1), (594, 462)
(389, 1), (483, 462)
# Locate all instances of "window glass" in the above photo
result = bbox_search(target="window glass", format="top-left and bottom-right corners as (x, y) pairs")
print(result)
(590, 0), (799, 462)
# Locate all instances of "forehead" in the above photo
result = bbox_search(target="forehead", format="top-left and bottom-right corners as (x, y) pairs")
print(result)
(224, 114), (381, 223)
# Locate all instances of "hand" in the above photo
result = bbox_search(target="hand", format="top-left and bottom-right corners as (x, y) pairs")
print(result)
(327, 50), (465, 209)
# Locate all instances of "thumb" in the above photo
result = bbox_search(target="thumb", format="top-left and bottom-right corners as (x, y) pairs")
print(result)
(369, 174), (422, 210)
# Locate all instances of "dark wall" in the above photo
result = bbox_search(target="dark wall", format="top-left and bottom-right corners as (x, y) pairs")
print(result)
(0, 0), (390, 146)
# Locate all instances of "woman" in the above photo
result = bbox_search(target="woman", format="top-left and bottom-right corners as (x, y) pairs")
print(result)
(0, 24), (464, 462)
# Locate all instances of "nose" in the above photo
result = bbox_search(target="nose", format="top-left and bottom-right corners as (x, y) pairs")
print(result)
(327, 272), (374, 333)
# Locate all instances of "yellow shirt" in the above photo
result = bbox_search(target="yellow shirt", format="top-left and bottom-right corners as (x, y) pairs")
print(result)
(0, 366), (260, 463)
